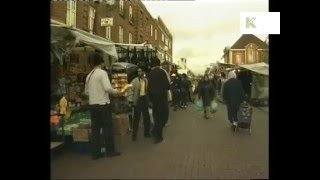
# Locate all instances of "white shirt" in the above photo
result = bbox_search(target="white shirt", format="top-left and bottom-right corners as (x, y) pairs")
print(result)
(85, 67), (118, 105)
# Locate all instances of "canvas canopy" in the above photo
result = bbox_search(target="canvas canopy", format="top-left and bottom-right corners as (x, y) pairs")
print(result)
(238, 63), (269, 100)
(239, 62), (269, 76)
(111, 62), (137, 71)
(51, 19), (118, 59)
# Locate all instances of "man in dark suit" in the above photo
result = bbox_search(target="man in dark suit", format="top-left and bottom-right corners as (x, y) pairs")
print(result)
(147, 59), (170, 144)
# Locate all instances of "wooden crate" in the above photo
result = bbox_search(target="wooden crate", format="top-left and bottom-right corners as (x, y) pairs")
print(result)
(72, 128), (91, 142)
(114, 114), (131, 136)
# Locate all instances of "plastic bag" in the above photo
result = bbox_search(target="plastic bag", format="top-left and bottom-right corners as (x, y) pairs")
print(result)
(148, 108), (154, 125)
(196, 100), (203, 111)
(210, 100), (218, 113)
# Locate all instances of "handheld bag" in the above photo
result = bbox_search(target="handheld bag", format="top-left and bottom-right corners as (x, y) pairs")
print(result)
(210, 100), (218, 113)
(195, 100), (203, 111)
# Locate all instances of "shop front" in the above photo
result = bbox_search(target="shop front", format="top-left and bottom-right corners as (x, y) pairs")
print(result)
(50, 20), (132, 151)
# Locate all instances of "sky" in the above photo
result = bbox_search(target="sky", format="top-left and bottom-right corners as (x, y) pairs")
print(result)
(143, 0), (268, 75)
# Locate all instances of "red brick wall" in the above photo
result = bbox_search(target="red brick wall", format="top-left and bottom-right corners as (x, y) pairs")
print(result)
(51, 1), (173, 59)
(51, 1), (67, 24)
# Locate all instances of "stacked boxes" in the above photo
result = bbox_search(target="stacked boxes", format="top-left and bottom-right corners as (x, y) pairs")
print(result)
(113, 113), (131, 136)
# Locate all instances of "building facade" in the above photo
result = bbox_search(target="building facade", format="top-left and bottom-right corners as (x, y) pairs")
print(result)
(51, 0), (173, 63)
(223, 34), (269, 65)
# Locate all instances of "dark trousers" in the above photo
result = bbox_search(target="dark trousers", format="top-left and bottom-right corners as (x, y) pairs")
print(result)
(89, 104), (116, 157)
(172, 89), (180, 110)
(132, 96), (151, 137)
(151, 92), (169, 140)
(180, 89), (188, 106)
(227, 103), (240, 123)
(188, 90), (192, 102)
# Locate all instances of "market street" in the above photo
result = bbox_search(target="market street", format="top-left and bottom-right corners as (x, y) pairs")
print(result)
(51, 102), (268, 179)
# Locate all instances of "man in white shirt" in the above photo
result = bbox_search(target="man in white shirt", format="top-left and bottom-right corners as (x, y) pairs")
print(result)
(85, 52), (122, 160)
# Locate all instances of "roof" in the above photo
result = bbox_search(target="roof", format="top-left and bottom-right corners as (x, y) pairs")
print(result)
(231, 34), (268, 49)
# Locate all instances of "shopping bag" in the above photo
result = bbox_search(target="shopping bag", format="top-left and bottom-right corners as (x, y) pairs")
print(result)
(167, 90), (172, 102)
(195, 100), (203, 111)
(148, 108), (154, 125)
(210, 100), (218, 113)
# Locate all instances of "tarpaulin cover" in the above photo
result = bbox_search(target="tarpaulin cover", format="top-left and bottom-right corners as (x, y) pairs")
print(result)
(51, 22), (118, 59)
(111, 62), (137, 71)
(239, 62), (269, 76)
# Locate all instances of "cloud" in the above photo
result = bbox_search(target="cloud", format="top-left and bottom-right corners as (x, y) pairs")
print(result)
(143, 0), (268, 75)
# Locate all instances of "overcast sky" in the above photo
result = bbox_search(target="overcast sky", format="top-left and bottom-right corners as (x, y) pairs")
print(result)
(143, 0), (268, 75)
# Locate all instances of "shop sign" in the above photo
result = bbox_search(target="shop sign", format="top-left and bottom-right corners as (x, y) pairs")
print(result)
(101, 18), (113, 27)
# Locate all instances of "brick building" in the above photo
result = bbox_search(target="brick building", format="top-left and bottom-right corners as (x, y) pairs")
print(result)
(223, 34), (269, 65)
(51, 0), (173, 63)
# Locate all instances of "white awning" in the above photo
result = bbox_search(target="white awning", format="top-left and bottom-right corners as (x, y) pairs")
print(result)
(51, 19), (118, 59)
(239, 62), (269, 76)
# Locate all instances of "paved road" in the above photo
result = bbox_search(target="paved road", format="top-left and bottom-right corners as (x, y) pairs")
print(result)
(51, 102), (268, 179)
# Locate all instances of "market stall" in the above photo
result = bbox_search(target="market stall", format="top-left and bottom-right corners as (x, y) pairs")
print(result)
(239, 62), (269, 106)
(115, 44), (159, 74)
(51, 20), (121, 150)
(216, 62), (237, 75)
(51, 20), (163, 150)
(110, 62), (137, 114)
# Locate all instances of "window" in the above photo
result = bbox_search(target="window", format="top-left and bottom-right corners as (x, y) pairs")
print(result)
(119, 0), (124, 16)
(88, 6), (96, 34)
(106, 0), (115, 5)
(162, 33), (164, 42)
(140, 11), (143, 26)
(119, 26), (123, 43)
(246, 44), (256, 63)
(129, 6), (133, 22)
(155, 29), (157, 40)
(150, 24), (153, 37)
(129, 32), (132, 44)
(236, 53), (241, 64)
(165, 38), (168, 46)
(106, 26), (111, 40)
(66, 1), (76, 26)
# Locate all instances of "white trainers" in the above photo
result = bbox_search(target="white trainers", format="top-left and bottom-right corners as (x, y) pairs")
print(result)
(233, 121), (238, 126)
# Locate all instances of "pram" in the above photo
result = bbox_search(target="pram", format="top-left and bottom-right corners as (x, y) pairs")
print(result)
(235, 101), (252, 133)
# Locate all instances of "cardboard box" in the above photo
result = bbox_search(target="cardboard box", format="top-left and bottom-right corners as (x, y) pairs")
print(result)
(113, 114), (131, 136)
(72, 128), (91, 142)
